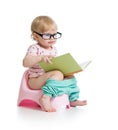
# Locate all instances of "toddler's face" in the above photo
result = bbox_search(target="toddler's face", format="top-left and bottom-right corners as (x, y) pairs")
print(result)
(36, 29), (59, 49)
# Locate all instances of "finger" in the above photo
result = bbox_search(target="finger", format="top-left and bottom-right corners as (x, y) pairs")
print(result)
(46, 58), (52, 64)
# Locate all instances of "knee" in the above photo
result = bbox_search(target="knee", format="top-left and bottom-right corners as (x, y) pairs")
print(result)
(52, 70), (64, 80)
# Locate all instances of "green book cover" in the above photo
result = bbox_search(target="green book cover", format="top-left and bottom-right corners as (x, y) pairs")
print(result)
(39, 53), (91, 76)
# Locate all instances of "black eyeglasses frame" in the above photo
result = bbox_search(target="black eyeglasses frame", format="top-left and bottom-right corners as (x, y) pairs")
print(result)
(33, 31), (62, 40)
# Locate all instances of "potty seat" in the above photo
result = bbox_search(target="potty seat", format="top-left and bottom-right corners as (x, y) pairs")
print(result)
(17, 70), (70, 111)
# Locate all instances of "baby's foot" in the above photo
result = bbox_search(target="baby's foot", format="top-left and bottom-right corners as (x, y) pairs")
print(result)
(39, 95), (56, 112)
(70, 100), (87, 107)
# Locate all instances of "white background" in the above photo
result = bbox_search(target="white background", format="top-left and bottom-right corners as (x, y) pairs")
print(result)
(0, 0), (118, 130)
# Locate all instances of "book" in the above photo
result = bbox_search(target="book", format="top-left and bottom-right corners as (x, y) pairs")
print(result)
(39, 53), (91, 76)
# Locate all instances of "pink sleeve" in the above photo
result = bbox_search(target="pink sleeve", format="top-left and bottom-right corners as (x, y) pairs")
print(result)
(27, 45), (39, 56)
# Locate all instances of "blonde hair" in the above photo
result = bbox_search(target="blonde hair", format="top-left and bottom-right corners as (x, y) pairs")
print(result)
(31, 16), (57, 33)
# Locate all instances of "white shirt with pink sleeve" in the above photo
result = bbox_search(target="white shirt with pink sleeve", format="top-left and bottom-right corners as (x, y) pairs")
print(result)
(26, 43), (57, 78)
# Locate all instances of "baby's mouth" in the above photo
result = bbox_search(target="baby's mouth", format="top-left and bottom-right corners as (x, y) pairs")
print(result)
(48, 41), (55, 44)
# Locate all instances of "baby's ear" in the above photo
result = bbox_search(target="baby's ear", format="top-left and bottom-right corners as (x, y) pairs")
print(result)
(32, 33), (39, 41)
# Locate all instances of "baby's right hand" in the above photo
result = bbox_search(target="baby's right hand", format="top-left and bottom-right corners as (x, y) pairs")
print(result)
(41, 55), (53, 64)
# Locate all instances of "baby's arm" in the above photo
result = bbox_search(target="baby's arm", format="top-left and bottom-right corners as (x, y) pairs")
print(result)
(23, 44), (53, 68)
(23, 54), (41, 68)
(23, 54), (53, 68)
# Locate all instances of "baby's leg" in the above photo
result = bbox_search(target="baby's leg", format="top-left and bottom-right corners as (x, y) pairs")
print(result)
(28, 70), (64, 112)
(39, 95), (56, 112)
(70, 100), (87, 107)
(28, 70), (64, 89)
(68, 77), (87, 107)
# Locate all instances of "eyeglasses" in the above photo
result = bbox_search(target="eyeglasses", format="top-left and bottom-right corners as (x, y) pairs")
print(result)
(34, 31), (62, 40)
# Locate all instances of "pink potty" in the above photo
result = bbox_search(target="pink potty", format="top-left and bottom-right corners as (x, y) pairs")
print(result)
(17, 70), (70, 111)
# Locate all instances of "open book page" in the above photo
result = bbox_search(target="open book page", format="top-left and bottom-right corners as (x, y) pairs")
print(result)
(79, 61), (92, 70)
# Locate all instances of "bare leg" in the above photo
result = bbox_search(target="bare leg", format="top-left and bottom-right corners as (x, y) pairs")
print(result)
(28, 70), (64, 112)
(39, 95), (56, 112)
(28, 70), (64, 89)
(70, 100), (87, 107)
